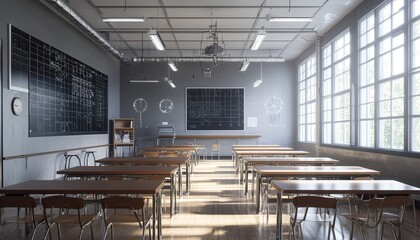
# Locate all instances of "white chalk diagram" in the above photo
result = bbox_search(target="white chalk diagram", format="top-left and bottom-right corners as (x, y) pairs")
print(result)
(159, 99), (174, 114)
(133, 98), (147, 128)
(264, 96), (285, 126)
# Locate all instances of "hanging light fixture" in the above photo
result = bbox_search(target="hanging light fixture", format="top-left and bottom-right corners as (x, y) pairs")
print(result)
(253, 62), (263, 87)
(239, 61), (250, 71)
(268, 17), (312, 22)
(251, 28), (266, 50)
(148, 29), (165, 51)
(102, 17), (146, 22)
(168, 60), (178, 71)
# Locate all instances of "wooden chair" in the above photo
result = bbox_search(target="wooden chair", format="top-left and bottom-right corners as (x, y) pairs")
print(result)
(261, 177), (292, 223)
(290, 195), (338, 240)
(0, 195), (46, 240)
(41, 195), (97, 240)
(101, 196), (151, 240)
(210, 144), (220, 160)
(343, 195), (412, 240)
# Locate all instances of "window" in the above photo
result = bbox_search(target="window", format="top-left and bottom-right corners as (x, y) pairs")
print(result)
(411, 0), (420, 151)
(322, 31), (351, 145)
(298, 55), (317, 142)
(359, 14), (375, 148)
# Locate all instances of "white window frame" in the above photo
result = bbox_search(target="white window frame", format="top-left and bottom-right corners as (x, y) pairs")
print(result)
(298, 54), (317, 143)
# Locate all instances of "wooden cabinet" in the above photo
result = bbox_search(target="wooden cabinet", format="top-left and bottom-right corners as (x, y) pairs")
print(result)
(111, 118), (135, 156)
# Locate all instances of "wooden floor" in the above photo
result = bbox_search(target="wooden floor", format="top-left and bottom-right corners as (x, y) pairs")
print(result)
(2, 159), (420, 239)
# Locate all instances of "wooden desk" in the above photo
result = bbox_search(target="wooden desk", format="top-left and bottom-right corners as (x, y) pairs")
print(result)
(161, 134), (262, 145)
(235, 150), (310, 183)
(243, 157), (340, 194)
(0, 180), (164, 240)
(272, 180), (420, 240)
(58, 166), (178, 217)
(254, 165), (380, 212)
(96, 156), (191, 196)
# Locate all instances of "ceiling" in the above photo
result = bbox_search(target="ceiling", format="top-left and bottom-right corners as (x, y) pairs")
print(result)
(44, 0), (363, 63)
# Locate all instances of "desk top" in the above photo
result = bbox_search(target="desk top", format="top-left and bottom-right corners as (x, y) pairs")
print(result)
(160, 135), (262, 139)
(244, 157), (339, 165)
(57, 165), (178, 176)
(0, 180), (164, 195)
(233, 147), (293, 151)
(254, 165), (380, 176)
(142, 146), (196, 151)
(232, 145), (280, 147)
(235, 150), (309, 156)
(272, 180), (420, 195)
(96, 156), (189, 165)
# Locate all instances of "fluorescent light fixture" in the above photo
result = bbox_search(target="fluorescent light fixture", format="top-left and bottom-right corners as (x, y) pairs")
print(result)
(130, 80), (159, 83)
(239, 61), (250, 71)
(148, 29), (165, 51)
(168, 80), (176, 88)
(168, 60), (178, 71)
(253, 62), (263, 87)
(51, 0), (123, 59)
(253, 80), (263, 87)
(251, 28), (266, 50)
(102, 17), (145, 22)
(268, 17), (312, 22)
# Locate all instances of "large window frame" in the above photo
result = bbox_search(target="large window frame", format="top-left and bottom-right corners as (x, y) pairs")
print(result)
(321, 30), (351, 145)
(316, 0), (420, 156)
(298, 54), (317, 143)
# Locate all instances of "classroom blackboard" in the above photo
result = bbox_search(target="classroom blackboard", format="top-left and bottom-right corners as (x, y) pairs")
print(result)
(186, 88), (244, 130)
(10, 26), (108, 137)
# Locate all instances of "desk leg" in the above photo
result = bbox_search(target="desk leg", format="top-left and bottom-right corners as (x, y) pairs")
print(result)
(256, 173), (262, 213)
(240, 157), (244, 184)
(245, 161), (249, 194)
(158, 192), (162, 240)
(276, 191), (283, 240)
(170, 173), (176, 217)
(178, 165), (183, 198)
(186, 162), (190, 195)
(153, 193), (156, 240)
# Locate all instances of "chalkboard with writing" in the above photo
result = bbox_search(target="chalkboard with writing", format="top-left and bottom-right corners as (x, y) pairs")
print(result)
(186, 88), (244, 130)
(10, 26), (108, 136)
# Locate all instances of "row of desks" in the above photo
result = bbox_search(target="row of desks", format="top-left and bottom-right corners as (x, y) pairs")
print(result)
(0, 154), (194, 240)
(232, 145), (420, 240)
(0, 179), (164, 240)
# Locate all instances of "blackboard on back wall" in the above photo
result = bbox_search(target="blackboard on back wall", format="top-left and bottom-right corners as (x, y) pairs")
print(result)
(186, 88), (244, 130)
(9, 25), (108, 137)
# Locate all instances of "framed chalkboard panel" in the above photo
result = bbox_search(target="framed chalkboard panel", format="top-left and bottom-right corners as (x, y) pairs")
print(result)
(186, 88), (244, 130)
(10, 25), (108, 136)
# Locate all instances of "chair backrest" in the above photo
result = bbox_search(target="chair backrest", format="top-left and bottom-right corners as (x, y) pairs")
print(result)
(0, 195), (37, 209)
(368, 195), (411, 209)
(293, 196), (338, 209)
(42, 195), (85, 210)
(101, 196), (145, 210)
(212, 144), (220, 151)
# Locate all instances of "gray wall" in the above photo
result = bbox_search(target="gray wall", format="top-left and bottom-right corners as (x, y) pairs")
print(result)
(294, 0), (420, 193)
(120, 61), (296, 156)
(0, 0), (120, 186)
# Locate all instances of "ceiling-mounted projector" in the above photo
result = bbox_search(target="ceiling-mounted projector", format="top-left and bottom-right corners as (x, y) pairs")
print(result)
(204, 43), (225, 56)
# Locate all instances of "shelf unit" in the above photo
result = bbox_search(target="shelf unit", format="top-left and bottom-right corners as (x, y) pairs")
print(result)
(111, 118), (135, 156)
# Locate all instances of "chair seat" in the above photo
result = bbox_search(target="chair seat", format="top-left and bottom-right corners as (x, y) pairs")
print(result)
(50, 214), (97, 225)
(2, 214), (45, 224)
(107, 213), (151, 224)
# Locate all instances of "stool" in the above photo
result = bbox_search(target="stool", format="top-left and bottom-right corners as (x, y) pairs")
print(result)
(64, 152), (81, 169)
(83, 151), (96, 166)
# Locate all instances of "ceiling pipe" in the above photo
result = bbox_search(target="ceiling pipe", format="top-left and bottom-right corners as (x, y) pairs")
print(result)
(132, 57), (285, 63)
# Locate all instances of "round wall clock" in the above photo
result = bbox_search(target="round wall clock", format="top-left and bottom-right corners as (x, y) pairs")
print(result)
(11, 97), (23, 116)
(159, 99), (174, 113)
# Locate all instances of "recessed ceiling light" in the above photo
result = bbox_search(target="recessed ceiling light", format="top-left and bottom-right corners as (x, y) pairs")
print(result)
(102, 17), (146, 22)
